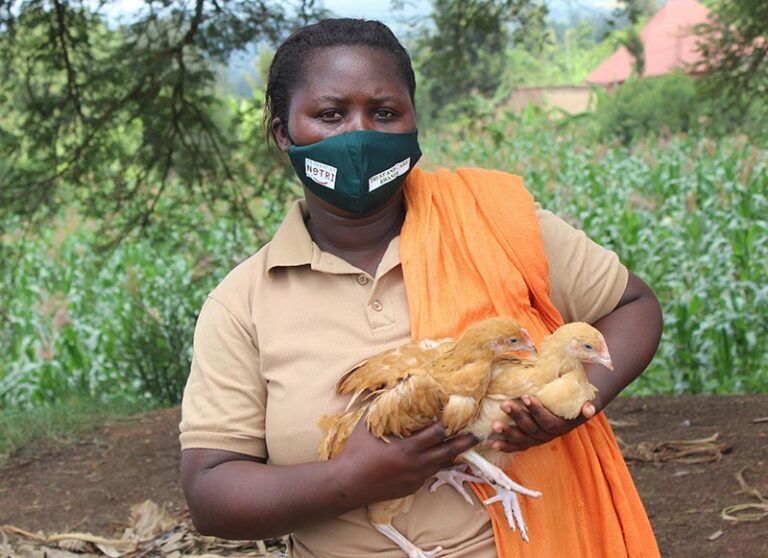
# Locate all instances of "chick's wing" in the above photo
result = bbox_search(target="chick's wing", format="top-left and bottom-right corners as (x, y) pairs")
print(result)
(335, 338), (455, 399)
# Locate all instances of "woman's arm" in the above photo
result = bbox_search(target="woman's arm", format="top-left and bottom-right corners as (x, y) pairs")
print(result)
(491, 271), (663, 452)
(181, 419), (478, 540)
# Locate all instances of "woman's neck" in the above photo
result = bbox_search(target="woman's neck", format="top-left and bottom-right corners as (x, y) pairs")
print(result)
(304, 190), (405, 276)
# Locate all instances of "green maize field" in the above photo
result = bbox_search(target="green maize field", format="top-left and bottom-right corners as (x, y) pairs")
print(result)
(1, 113), (766, 408)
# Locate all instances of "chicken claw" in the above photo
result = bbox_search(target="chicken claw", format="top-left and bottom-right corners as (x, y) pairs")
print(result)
(483, 487), (530, 542)
(457, 449), (540, 542)
(372, 523), (443, 558)
(460, 450), (541, 498)
(430, 465), (484, 505)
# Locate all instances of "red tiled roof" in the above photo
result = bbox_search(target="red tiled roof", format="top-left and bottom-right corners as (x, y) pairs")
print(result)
(586, 0), (712, 86)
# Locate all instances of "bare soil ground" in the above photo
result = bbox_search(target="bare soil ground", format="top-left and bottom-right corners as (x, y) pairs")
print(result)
(1, 395), (767, 557)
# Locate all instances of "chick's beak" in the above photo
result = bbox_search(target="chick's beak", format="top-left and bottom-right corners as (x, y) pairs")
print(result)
(521, 329), (536, 353)
(597, 348), (614, 371)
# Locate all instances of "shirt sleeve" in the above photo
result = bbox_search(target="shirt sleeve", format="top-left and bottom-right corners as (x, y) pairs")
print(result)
(536, 204), (629, 325)
(179, 295), (267, 459)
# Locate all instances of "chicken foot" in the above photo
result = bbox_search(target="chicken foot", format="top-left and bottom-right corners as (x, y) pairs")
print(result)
(372, 523), (443, 558)
(459, 450), (541, 498)
(429, 465), (484, 505)
(458, 450), (541, 542)
(483, 487), (530, 542)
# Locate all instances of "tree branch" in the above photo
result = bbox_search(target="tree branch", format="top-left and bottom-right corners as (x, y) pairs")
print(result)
(52, 0), (84, 119)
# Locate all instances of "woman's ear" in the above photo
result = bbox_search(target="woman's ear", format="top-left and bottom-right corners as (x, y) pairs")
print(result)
(271, 117), (291, 152)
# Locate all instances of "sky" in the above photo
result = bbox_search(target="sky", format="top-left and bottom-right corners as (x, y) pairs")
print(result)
(106, 0), (623, 27)
(315, 0), (622, 25)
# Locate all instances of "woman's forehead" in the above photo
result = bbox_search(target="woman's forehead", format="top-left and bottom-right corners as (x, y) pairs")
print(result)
(295, 46), (411, 101)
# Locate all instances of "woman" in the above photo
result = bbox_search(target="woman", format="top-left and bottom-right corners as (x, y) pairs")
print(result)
(180, 18), (663, 557)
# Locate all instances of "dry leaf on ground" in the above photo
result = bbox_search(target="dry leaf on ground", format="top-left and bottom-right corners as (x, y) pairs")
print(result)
(618, 433), (731, 464)
(0, 501), (288, 558)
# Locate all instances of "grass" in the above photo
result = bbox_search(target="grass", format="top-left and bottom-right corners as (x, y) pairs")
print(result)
(0, 396), (159, 468)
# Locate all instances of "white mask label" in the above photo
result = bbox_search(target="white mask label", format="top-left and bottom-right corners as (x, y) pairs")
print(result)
(368, 157), (411, 191)
(305, 158), (337, 189)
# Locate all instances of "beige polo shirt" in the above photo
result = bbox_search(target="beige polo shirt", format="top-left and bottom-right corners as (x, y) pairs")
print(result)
(180, 197), (628, 557)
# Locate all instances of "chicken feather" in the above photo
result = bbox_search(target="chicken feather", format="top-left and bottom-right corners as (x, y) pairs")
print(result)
(336, 338), (455, 401)
(317, 316), (535, 558)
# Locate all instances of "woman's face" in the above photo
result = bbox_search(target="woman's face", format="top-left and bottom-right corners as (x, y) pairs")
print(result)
(272, 46), (417, 150)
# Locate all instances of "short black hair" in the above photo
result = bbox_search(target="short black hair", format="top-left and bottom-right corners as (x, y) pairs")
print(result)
(264, 18), (416, 140)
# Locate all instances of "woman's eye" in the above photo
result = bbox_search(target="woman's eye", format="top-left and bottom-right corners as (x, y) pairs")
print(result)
(318, 110), (342, 121)
(375, 109), (396, 119)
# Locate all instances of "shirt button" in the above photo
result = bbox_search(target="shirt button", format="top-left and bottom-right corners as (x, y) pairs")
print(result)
(357, 275), (369, 285)
(371, 300), (383, 312)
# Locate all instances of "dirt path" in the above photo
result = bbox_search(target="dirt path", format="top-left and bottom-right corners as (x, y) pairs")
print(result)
(1, 395), (767, 557)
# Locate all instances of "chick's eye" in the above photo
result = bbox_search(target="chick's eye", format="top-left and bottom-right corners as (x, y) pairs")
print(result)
(583, 342), (594, 351)
(508, 337), (519, 344)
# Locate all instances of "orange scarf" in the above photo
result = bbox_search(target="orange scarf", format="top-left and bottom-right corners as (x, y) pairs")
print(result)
(401, 167), (659, 557)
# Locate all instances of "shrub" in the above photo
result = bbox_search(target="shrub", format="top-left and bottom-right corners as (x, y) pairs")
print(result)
(594, 73), (698, 144)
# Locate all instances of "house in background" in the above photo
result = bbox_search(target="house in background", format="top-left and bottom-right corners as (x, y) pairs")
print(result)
(507, 84), (594, 115)
(508, 0), (712, 115)
(586, 0), (712, 87)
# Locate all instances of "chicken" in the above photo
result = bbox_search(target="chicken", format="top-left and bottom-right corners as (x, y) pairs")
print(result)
(318, 316), (536, 558)
(473, 321), (614, 456)
(431, 322), (615, 541)
(362, 317), (536, 437)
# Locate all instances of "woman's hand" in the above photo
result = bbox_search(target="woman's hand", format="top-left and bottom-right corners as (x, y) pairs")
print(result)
(490, 394), (596, 453)
(331, 418), (479, 509)
(492, 272), (663, 454)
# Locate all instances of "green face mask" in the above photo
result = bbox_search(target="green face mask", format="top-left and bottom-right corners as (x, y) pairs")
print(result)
(287, 130), (422, 216)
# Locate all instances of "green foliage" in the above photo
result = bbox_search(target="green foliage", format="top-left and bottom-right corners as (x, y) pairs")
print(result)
(0, 0), (320, 236)
(620, 26), (644, 77)
(593, 73), (698, 144)
(0, 91), (297, 409)
(4, 107), (767, 406)
(613, 0), (657, 25)
(413, 0), (548, 117)
(694, 0), (768, 125)
(501, 22), (615, 88)
(0, 206), (257, 408)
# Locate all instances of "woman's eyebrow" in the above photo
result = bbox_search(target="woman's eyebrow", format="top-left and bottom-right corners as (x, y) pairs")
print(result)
(369, 96), (400, 104)
(307, 94), (406, 105)
(309, 95), (346, 104)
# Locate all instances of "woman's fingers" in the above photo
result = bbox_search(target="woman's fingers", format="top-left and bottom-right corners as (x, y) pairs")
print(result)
(430, 433), (480, 467)
(407, 421), (447, 448)
(499, 400), (552, 441)
(582, 401), (597, 419)
(520, 396), (571, 434)
(492, 396), (594, 453)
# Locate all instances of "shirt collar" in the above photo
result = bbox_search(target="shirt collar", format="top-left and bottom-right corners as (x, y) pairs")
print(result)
(265, 199), (315, 271)
(265, 199), (403, 276)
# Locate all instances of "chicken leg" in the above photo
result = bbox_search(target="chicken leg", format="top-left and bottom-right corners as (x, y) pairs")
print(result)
(459, 450), (541, 498)
(483, 486), (530, 542)
(371, 523), (443, 558)
(458, 450), (540, 541)
(429, 465), (484, 505)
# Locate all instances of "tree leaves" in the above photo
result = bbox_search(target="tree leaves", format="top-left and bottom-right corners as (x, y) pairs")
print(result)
(0, 0), (319, 238)
(694, 0), (768, 121)
(414, 0), (548, 117)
